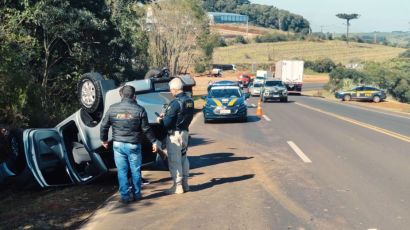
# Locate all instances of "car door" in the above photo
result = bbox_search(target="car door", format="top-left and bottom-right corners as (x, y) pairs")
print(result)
(351, 86), (362, 99)
(23, 129), (76, 187)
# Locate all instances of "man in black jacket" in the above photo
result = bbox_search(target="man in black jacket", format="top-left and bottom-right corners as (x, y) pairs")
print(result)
(157, 78), (194, 194)
(100, 85), (158, 203)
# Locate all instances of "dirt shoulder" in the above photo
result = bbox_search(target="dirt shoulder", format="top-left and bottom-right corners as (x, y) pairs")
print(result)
(0, 174), (118, 229)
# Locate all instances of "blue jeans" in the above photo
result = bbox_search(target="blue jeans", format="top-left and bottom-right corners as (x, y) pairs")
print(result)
(113, 141), (142, 200)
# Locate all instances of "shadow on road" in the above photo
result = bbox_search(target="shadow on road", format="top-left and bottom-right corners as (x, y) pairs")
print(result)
(189, 133), (215, 147)
(190, 174), (254, 192)
(189, 152), (253, 169)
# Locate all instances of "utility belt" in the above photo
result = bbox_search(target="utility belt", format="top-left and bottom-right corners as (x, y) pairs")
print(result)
(167, 129), (187, 135)
(167, 129), (189, 156)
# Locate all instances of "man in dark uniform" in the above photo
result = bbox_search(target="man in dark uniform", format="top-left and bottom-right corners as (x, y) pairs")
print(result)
(100, 85), (158, 203)
(157, 78), (194, 194)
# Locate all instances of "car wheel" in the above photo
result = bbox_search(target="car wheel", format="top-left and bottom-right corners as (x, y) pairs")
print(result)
(343, 94), (351, 101)
(144, 68), (161, 79)
(77, 72), (104, 114)
(373, 95), (381, 103)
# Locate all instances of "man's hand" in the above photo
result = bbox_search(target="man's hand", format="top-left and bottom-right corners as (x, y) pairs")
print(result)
(156, 116), (162, 123)
(102, 141), (109, 149)
(152, 143), (158, 153)
(152, 140), (162, 153)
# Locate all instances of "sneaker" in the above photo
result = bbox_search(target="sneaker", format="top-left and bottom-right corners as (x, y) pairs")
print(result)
(120, 197), (133, 204)
(164, 184), (184, 195)
(141, 178), (150, 186)
(182, 181), (190, 192)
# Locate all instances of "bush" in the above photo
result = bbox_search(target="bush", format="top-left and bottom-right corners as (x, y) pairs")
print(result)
(392, 78), (410, 103)
(194, 63), (206, 73)
(305, 58), (336, 73)
(399, 49), (410, 58)
(234, 35), (247, 44)
(217, 37), (227, 47)
(254, 33), (288, 43)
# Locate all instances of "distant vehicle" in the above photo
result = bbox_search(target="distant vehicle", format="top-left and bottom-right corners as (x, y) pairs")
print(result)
(249, 82), (263, 96)
(237, 74), (252, 87)
(0, 70), (196, 188)
(212, 64), (236, 71)
(261, 79), (288, 102)
(211, 68), (223, 77)
(202, 84), (248, 123)
(275, 60), (304, 94)
(254, 70), (273, 84)
(335, 86), (386, 103)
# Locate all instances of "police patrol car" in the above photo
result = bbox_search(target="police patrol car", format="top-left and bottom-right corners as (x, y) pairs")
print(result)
(202, 83), (248, 123)
(335, 86), (386, 103)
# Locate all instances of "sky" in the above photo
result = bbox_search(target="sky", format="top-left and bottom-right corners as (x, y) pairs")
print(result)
(251, 0), (410, 33)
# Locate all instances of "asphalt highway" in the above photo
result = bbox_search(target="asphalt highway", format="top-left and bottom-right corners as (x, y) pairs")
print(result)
(82, 95), (409, 230)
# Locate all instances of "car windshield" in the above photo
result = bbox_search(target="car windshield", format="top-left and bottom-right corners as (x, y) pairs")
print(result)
(209, 88), (241, 98)
(253, 83), (263, 87)
(256, 76), (264, 80)
(265, 81), (283, 87)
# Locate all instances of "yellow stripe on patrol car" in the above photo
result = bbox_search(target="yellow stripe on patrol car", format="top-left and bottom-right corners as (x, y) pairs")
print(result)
(228, 98), (238, 106)
(212, 99), (223, 107)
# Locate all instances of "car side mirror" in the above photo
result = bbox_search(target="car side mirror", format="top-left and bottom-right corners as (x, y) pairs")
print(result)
(244, 93), (250, 99)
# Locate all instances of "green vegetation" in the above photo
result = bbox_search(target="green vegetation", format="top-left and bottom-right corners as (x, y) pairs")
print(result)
(202, 0), (310, 34)
(213, 40), (405, 65)
(0, 0), (210, 127)
(327, 59), (410, 103)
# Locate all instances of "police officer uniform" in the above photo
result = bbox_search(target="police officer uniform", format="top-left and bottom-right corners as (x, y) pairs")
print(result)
(160, 91), (194, 194)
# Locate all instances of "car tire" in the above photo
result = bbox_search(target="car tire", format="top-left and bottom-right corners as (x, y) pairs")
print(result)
(281, 97), (288, 103)
(343, 94), (351, 101)
(144, 68), (161, 79)
(373, 95), (381, 103)
(77, 72), (104, 114)
(145, 68), (170, 79)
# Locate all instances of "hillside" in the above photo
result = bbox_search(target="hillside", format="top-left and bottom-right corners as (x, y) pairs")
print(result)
(213, 40), (406, 65)
(211, 24), (291, 39)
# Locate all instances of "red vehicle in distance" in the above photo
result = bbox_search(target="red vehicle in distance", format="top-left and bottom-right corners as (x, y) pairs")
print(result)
(237, 74), (252, 87)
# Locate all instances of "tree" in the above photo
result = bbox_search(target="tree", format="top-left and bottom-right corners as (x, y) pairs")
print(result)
(0, 0), (149, 127)
(336, 13), (360, 44)
(147, 0), (211, 75)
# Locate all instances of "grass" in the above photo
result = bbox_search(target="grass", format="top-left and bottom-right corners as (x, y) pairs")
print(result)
(213, 40), (406, 65)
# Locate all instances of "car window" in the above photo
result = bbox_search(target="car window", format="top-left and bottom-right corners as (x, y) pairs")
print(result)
(264, 81), (283, 87)
(254, 83), (263, 87)
(209, 88), (241, 98)
(364, 86), (378, 91)
(352, 86), (363, 91)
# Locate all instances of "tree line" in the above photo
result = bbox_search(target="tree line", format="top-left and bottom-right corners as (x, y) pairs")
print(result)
(202, 0), (311, 34)
(0, 0), (211, 128)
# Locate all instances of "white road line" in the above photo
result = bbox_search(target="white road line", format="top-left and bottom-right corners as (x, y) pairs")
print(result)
(262, 115), (271, 121)
(287, 141), (312, 163)
(251, 103), (256, 107)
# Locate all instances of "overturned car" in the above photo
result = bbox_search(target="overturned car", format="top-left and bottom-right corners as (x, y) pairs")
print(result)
(0, 70), (195, 188)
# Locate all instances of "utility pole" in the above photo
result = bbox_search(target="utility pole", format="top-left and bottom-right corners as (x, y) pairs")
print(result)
(374, 32), (377, 44)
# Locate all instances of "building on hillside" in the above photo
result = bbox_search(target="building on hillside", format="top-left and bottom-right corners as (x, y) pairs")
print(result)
(207, 12), (248, 25)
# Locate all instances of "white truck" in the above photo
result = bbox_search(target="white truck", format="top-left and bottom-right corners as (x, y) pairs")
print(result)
(275, 60), (304, 94)
(254, 70), (273, 84)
